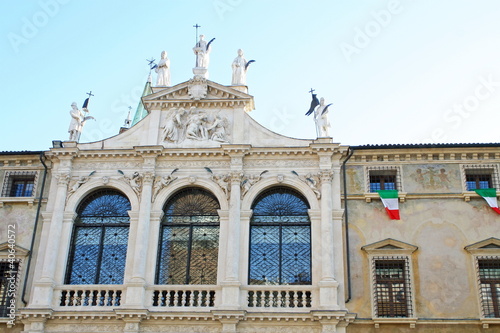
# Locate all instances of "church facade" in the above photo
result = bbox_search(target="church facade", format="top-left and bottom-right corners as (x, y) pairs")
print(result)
(1, 43), (500, 333)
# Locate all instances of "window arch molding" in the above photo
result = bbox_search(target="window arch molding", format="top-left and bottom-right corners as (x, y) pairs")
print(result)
(241, 176), (320, 212)
(151, 177), (230, 211)
(65, 179), (140, 214)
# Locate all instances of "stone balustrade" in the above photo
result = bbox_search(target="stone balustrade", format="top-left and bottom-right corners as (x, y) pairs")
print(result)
(55, 286), (123, 308)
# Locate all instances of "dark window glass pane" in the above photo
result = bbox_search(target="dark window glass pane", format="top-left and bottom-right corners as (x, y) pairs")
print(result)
(249, 187), (311, 285)
(9, 177), (35, 197)
(157, 188), (220, 285)
(370, 174), (396, 192)
(375, 259), (409, 317)
(66, 189), (130, 285)
(466, 174), (492, 191)
(0, 262), (19, 317)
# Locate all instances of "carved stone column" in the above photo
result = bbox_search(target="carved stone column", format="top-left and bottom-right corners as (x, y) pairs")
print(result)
(318, 170), (339, 309)
(125, 172), (154, 308)
(31, 171), (70, 307)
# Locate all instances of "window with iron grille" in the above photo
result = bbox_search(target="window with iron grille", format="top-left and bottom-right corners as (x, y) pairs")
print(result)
(373, 257), (412, 318)
(249, 187), (311, 285)
(478, 258), (500, 318)
(156, 188), (220, 285)
(65, 189), (131, 285)
(369, 170), (397, 192)
(1, 171), (38, 197)
(466, 171), (493, 190)
(0, 261), (19, 317)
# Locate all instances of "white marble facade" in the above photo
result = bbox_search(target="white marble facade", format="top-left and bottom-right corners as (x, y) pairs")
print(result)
(21, 73), (353, 333)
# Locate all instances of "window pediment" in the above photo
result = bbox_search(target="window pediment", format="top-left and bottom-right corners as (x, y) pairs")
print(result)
(362, 238), (418, 255)
(465, 237), (500, 255)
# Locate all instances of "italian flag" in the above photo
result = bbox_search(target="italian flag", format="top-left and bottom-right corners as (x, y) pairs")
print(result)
(378, 190), (400, 220)
(474, 188), (500, 214)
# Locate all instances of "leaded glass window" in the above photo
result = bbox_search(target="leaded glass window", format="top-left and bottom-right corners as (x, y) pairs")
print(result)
(249, 187), (311, 285)
(157, 188), (220, 285)
(65, 189), (131, 285)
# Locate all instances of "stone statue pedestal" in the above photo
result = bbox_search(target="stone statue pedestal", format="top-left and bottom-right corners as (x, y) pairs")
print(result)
(193, 67), (208, 78)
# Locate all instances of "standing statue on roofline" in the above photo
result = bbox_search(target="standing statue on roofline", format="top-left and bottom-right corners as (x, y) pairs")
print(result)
(193, 34), (215, 69)
(305, 90), (332, 138)
(68, 92), (95, 142)
(231, 49), (255, 85)
(155, 50), (171, 87)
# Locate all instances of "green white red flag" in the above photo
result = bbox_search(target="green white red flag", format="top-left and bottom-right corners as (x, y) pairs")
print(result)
(474, 188), (500, 214)
(378, 190), (400, 220)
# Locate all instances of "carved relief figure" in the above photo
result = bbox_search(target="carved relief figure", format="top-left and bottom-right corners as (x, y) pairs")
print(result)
(155, 51), (171, 86)
(163, 108), (186, 142)
(241, 171), (267, 198)
(207, 115), (229, 143)
(211, 174), (230, 198)
(122, 171), (142, 196)
(67, 176), (89, 197)
(152, 170), (178, 202)
(186, 113), (208, 140)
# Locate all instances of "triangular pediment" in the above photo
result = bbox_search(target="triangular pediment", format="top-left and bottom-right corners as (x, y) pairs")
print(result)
(143, 79), (254, 112)
(465, 237), (500, 254)
(362, 238), (418, 255)
(0, 242), (30, 256)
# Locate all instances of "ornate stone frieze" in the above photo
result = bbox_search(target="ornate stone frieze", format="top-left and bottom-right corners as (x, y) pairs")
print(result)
(157, 160), (230, 168)
(72, 161), (142, 170)
(244, 159), (318, 168)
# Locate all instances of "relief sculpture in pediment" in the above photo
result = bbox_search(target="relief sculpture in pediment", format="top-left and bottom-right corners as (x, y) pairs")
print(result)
(162, 107), (230, 144)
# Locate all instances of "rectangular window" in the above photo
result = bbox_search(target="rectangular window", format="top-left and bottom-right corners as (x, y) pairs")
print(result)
(478, 259), (500, 318)
(370, 171), (397, 192)
(0, 261), (19, 317)
(374, 258), (411, 318)
(466, 173), (492, 191)
(1, 171), (37, 197)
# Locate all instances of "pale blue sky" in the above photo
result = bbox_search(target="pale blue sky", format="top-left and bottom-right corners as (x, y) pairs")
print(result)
(1, 0), (500, 151)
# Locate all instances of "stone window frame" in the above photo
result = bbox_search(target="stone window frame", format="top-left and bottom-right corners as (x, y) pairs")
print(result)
(461, 164), (500, 192)
(363, 166), (406, 203)
(361, 238), (418, 328)
(0, 243), (28, 323)
(465, 238), (500, 328)
(0, 170), (40, 208)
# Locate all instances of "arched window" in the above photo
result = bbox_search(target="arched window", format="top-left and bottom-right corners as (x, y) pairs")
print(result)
(157, 188), (220, 285)
(65, 189), (131, 285)
(249, 187), (311, 285)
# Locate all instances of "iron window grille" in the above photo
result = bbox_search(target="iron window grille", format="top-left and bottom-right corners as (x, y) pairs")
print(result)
(249, 187), (311, 285)
(1, 171), (38, 197)
(370, 171), (397, 192)
(466, 172), (493, 190)
(156, 188), (220, 285)
(478, 258), (500, 318)
(462, 165), (499, 191)
(65, 189), (131, 285)
(0, 261), (19, 317)
(373, 257), (413, 318)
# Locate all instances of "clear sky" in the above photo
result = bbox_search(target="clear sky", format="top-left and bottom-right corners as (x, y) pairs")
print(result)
(2, 0), (500, 152)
